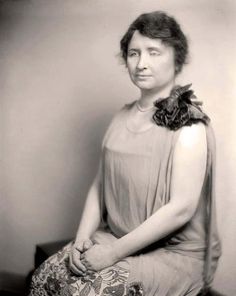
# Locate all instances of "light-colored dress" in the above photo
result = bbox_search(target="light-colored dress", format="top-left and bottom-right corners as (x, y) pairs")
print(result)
(30, 101), (221, 296)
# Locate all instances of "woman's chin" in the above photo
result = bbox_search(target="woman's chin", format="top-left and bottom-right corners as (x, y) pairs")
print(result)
(133, 81), (156, 90)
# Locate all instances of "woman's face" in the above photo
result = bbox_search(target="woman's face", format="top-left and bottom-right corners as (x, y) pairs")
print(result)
(127, 30), (176, 92)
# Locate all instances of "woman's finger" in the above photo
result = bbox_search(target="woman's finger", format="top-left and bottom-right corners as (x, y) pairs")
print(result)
(75, 244), (83, 252)
(80, 259), (91, 270)
(70, 249), (87, 273)
(70, 262), (85, 276)
(80, 253), (85, 259)
(69, 251), (84, 275)
(73, 257), (87, 273)
(81, 259), (96, 272)
(69, 250), (74, 267)
(80, 258), (87, 267)
(74, 259), (87, 273)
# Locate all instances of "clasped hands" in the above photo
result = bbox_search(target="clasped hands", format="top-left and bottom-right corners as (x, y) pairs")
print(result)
(69, 239), (118, 276)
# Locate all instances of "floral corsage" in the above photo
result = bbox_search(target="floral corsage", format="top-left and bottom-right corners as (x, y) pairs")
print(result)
(152, 84), (210, 131)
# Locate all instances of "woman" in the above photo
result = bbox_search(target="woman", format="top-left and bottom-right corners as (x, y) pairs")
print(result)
(30, 11), (221, 296)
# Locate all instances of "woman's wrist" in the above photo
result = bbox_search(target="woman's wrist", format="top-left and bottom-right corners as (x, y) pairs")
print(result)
(74, 236), (91, 246)
(111, 240), (126, 262)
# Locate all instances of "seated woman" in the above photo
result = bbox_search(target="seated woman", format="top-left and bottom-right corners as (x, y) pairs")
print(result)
(29, 11), (221, 296)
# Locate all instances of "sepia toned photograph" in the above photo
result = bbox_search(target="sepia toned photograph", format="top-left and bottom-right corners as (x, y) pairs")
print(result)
(0, 1), (235, 295)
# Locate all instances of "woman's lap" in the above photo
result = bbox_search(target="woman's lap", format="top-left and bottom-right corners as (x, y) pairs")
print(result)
(29, 241), (204, 296)
(122, 248), (204, 295)
(29, 242), (130, 296)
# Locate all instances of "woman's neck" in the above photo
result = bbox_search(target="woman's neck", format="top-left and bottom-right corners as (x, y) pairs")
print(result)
(138, 81), (176, 109)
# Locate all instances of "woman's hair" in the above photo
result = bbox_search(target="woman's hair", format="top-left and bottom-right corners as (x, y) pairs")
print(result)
(120, 11), (188, 74)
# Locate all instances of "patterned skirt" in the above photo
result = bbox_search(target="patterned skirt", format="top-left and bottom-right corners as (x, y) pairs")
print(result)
(29, 242), (143, 296)
(29, 240), (204, 296)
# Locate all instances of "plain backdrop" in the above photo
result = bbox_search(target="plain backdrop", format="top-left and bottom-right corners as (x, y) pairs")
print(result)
(0, 0), (236, 294)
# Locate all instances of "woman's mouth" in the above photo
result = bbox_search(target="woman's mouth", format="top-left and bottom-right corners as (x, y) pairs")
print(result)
(135, 74), (152, 79)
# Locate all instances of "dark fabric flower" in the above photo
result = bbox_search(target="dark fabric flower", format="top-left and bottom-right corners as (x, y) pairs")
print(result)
(152, 84), (210, 131)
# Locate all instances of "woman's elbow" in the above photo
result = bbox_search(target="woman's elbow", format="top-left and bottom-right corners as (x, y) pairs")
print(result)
(173, 203), (197, 225)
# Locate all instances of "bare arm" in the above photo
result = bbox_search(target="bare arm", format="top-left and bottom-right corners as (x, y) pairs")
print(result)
(69, 162), (103, 276)
(74, 162), (102, 245)
(112, 123), (207, 260)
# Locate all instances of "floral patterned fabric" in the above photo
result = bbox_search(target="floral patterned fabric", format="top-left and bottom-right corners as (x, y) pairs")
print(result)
(29, 242), (141, 296)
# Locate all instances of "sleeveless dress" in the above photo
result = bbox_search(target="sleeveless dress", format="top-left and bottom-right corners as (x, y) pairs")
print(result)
(29, 101), (221, 296)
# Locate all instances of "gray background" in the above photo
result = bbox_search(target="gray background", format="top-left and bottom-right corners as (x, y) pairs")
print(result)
(0, 0), (235, 294)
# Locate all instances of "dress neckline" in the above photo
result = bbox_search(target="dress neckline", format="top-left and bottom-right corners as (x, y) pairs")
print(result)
(125, 101), (156, 134)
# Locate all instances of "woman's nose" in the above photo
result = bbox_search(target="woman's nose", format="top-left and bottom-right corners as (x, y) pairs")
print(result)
(137, 54), (148, 70)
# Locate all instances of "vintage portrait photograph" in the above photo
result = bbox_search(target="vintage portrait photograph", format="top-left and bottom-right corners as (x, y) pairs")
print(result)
(0, 0), (235, 295)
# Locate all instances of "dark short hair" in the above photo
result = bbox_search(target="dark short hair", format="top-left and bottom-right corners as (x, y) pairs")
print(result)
(120, 11), (188, 74)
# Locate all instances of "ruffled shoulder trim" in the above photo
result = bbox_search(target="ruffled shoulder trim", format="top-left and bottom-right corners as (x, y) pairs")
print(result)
(153, 84), (210, 131)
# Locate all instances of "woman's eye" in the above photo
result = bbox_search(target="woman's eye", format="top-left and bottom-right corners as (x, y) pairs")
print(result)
(128, 51), (139, 57)
(150, 51), (160, 56)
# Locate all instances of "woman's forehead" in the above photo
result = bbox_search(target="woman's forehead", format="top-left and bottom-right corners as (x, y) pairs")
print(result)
(128, 30), (166, 50)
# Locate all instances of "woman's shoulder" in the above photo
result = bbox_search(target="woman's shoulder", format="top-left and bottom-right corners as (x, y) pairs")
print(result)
(172, 123), (208, 177)
(110, 100), (136, 122)
(114, 100), (136, 113)
(123, 100), (137, 110)
(177, 123), (207, 149)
